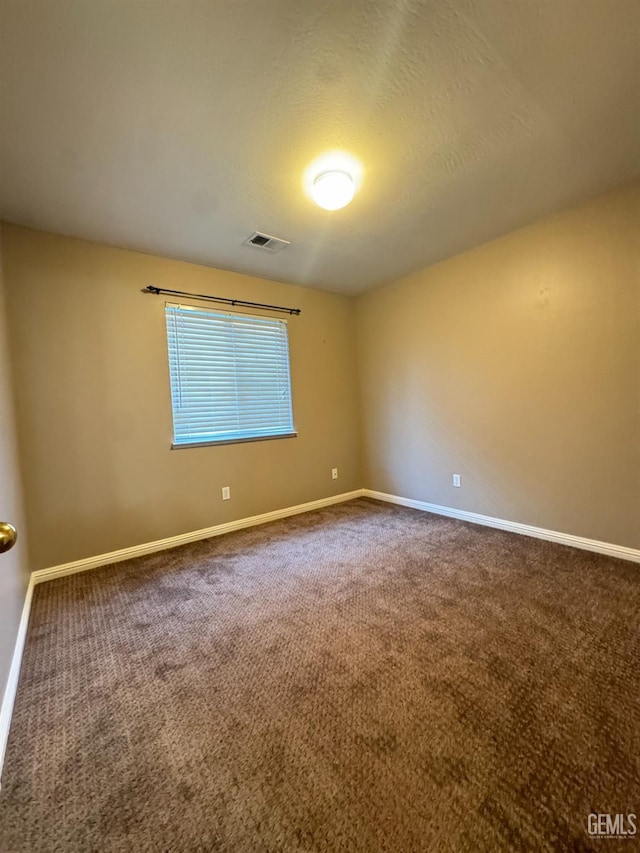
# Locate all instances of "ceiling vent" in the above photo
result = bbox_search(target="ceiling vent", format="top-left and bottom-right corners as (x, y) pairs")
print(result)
(244, 232), (290, 253)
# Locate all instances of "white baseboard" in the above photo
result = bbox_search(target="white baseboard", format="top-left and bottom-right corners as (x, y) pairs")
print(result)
(31, 488), (639, 585)
(362, 489), (640, 563)
(32, 489), (365, 585)
(0, 575), (35, 789)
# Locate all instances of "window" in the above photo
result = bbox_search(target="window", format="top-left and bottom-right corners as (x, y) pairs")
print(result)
(165, 303), (295, 447)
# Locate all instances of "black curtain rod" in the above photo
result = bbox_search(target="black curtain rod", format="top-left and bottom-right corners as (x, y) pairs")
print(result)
(142, 285), (301, 316)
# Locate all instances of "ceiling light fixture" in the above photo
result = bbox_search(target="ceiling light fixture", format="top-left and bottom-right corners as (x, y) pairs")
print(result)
(304, 152), (362, 212)
(311, 170), (355, 211)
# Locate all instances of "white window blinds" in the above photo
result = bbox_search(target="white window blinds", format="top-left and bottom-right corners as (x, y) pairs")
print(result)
(165, 303), (295, 447)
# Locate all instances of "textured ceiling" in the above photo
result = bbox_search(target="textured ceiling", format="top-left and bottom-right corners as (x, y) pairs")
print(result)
(1, 1), (639, 295)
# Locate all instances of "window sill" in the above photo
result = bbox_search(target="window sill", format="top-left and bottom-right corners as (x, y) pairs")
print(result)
(171, 432), (298, 450)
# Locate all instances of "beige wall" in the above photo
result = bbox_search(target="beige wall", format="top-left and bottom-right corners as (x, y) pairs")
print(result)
(0, 227), (30, 703)
(2, 227), (362, 569)
(3, 181), (639, 574)
(357, 182), (640, 549)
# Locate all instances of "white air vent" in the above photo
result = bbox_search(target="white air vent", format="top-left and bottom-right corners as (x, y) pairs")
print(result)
(244, 232), (290, 253)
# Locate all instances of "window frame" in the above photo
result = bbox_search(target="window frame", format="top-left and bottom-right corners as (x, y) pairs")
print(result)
(164, 302), (297, 450)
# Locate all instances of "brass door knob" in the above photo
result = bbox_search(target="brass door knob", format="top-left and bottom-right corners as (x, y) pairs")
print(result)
(0, 522), (17, 553)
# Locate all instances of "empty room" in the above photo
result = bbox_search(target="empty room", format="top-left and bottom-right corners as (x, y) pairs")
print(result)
(0, 1), (639, 850)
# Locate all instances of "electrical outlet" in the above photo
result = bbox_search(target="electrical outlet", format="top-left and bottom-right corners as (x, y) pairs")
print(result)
(452, 474), (461, 488)
(222, 486), (231, 500)
(332, 468), (338, 480)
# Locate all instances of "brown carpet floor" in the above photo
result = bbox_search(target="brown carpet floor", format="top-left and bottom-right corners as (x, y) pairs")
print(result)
(0, 498), (638, 852)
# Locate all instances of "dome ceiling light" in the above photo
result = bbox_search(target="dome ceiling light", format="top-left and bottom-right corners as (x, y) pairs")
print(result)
(311, 170), (355, 211)
(304, 152), (362, 212)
